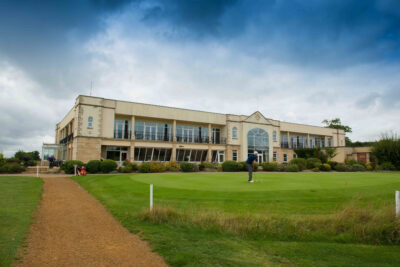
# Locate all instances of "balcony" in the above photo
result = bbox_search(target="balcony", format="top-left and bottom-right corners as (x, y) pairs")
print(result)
(114, 130), (131, 140)
(60, 133), (73, 144)
(176, 136), (209, 144)
(212, 137), (226, 145)
(135, 132), (173, 142)
(281, 142), (289, 148)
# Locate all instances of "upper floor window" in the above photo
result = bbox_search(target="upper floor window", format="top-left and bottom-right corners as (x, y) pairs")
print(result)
(135, 121), (172, 141)
(176, 125), (208, 143)
(273, 131), (277, 142)
(232, 127), (238, 139)
(88, 116), (93, 128)
(115, 120), (131, 139)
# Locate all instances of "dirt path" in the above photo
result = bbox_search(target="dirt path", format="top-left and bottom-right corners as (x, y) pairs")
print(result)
(15, 177), (168, 267)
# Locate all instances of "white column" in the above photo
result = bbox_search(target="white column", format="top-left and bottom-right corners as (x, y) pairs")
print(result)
(396, 191), (400, 218)
(150, 184), (153, 212)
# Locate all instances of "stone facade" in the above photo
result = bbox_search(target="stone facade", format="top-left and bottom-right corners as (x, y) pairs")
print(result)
(53, 95), (369, 164)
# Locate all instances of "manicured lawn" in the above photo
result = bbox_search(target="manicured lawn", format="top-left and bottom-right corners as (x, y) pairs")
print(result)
(73, 172), (400, 266)
(0, 177), (42, 267)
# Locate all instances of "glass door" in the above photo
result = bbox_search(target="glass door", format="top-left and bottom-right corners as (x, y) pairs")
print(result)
(120, 151), (128, 166)
(218, 150), (225, 163)
(257, 153), (263, 163)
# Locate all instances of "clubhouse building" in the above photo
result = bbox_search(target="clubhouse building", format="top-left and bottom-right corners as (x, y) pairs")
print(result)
(45, 95), (369, 164)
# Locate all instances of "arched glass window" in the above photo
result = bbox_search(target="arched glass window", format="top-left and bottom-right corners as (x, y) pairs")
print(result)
(88, 116), (93, 128)
(247, 128), (269, 151)
(232, 127), (238, 139)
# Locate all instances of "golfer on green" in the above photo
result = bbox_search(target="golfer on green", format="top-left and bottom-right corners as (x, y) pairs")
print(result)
(246, 151), (258, 183)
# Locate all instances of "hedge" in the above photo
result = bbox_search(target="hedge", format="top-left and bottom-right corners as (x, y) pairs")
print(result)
(262, 162), (278, 171)
(306, 158), (322, 169)
(222, 161), (242, 172)
(289, 158), (306, 171)
(100, 159), (118, 173)
(61, 160), (84, 174)
(86, 160), (101, 173)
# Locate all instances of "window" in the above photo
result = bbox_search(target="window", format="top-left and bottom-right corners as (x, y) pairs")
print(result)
(176, 125), (209, 143)
(280, 134), (288, 148)
(88, 116), (93, 128)
(232, 127), (238, 139)
(106, 146), (129, 162)
(273, 152), (277, 162)
(176, 149), (207, 162)
(273, 131), (277, 142)
(233, 150), (238, 161)
(212, 128), (221, 144)
(293, 154), (297, 159)
(135, 121), (172, 141)
(134, 147), (172, 161)
(212, 150), (225, 163)
(114, 120), (131, 139)
(283, 153), (288, 163)
(328, 137), (332, 147)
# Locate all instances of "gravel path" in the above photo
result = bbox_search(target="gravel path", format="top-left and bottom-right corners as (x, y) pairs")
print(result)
(15, 177), (168, 267)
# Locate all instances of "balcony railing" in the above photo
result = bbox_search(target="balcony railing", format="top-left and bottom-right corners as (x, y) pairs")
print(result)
(135, 132), (173, 142)
(114, 131), (131, 140)
(212, 137), (226, 145)
(176, 136), (209, 144)
(60, 133), (73, 144)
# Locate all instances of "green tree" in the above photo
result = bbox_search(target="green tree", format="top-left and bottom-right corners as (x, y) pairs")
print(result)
(322, 118), (352, 133)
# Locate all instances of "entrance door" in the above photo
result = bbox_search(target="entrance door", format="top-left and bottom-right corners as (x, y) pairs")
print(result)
(257, 153), (263, 163)
(218, 151), (225, 163)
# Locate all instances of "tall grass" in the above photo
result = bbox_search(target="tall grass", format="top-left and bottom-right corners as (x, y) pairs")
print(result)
(137, 203), (400, 245)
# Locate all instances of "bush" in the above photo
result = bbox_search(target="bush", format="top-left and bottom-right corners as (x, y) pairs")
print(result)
(240, 162), (249, 171)
(288, 164), (300, 172)
(262, 162), (278, 171)
(289, 158), (306, 171)
(149, 161), (167, 172)
(100, 159), (118, 173)
(319, 163), (331, 172)
(165, 161), (180, 171)
(327, 160), (338, 169)
(0, 164), (25, 173)
(138, 162), (151, 173)
(180, 162), (195, 172)
(222, 161), (241, 172)
(346, 159), (358, 165)
(86, 160), (101, 173)
(334, 163), (352, 172)
(365, 162), (374, 171)
(278, 164), (289, 172)
(61, 160), (84, 174)
(351, 164), (366, 172)
(253, 162), (259, 172)
(311, 167), (319, 172)
(6, 157), (19, 164)
(379, 162), (396, 171)
(124, 162), (138, 171)
(192, 164), (200, 172)
(306, 158), (322, 169)
(372, 134), (400, 170)
(118, 165), (132, 173)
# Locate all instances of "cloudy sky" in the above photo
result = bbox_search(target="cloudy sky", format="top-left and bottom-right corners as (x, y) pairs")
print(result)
(1, 0), (399, 156)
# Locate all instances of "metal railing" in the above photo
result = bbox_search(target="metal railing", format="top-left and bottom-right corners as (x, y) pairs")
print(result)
(114, 131), (132, 140)
(176, 136), (209, 144)
(60, 133), (73, 144)
(212, 137), (226, 144)
(135, 132), (173, 142)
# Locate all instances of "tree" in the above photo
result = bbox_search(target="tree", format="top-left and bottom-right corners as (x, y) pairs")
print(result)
(322, 118), (352, 133)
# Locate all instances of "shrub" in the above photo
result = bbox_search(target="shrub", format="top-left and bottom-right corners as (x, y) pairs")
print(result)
(288, 164), (300, 172)
(346, 159), (358, 165)
(222, 161), (241, 172)
(149, 161), (167, 172)
(262, 162), (278, 171)
(118, 165), (132, 173)
(192, 164), (200, 172)
(380, 162), (396, 171)
(217, 164), (223, 172)
(289, 158), (306, 171)
(365, 162), (374, 171)
(253, 162), (259, 172)
(138, 162), (151, 173)
(306, 158), (322, 169)
(165, 161), (180, 171)
(372, 134), (400, 170)
(180, 162), (195, 172)
(327, 160), (338, 169)
(240, 162), (249, 171)
(86, 160), (101, 173)
(334, 163), (353, 172)
(278, 164), (289, 172)
(124, 162), (138, 171)
(6, 157), (19, 164)
(351, 164), (366, 172)
(311, 167), (319, 172)
(0, 164), (25, 173)
(61, 160), (84, 174)
(319, 163), (331, 172)
(100, 159), (118, 173)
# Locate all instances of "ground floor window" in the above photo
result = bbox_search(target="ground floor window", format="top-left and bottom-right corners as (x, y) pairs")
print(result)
(232, 150), (238, 161)
(293, 154), (297, 159)
(248, 149), (268, 163)
(106, 146), (129, 162)
(212, 150), (225, 163)
(283, 153), (288, 163)
(176, 149), (207, 162)
(134, 147), (172, 161)
(273, 152), (277, 162)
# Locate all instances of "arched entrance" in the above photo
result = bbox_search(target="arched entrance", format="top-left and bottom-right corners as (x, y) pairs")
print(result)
(247, 128), (269, 162)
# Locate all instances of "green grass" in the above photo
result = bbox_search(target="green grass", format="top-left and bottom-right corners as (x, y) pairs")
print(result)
(73, 172), (400, 266)
(0, 177), (42, 267)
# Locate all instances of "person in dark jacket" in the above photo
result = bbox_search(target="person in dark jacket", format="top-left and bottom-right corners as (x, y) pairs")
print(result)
(246, 151), (258, 183)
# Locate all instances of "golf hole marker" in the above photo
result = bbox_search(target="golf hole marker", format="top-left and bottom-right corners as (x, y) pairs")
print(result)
(150, 184), (153, 212)
(396, 191), (400, 218)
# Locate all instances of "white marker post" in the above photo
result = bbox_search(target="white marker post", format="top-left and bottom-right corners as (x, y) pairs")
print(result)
(396, 191), (400, 218)
(36, 165), (39, 177)
(74, 165), (77, 176)
(150, 184), (153, 212)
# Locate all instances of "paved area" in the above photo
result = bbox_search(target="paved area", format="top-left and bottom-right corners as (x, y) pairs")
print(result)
(15, 177), (168, 267)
